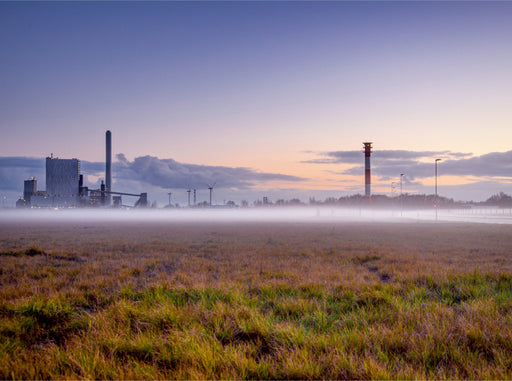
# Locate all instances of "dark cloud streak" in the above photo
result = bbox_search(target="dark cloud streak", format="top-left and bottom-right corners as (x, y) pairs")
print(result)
(0, 157), (44, 191)
(303, 150), (472, 165)
(306, 149), (511, 180)
(0, 156), (44, 169)
(114, 155), (305, 189)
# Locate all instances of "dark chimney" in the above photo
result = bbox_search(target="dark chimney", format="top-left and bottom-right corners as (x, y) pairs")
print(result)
(106, 130), (112, 205)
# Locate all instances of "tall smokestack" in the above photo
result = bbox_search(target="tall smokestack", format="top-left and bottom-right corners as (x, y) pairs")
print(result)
(363, 142), (372, 200)
(106, 130), (112, 205)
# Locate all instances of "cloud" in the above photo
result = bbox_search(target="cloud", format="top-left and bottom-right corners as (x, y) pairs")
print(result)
(304, 149), (473, 164)
(80, 160), (104, 174)
(0, 154), (305, 192)
(0, 157), (44, 191)
(113, 155), (305, 190)
(0, 156), (45, 169)
(0, 154), (307, 206)
(305, 150), (512, 180)
(369, 151), (512, 180)
(302, 150), (361, 164)
(436, 151), (512, 178)
(0, 154), (306, 196)
(302, 150), (472, 165)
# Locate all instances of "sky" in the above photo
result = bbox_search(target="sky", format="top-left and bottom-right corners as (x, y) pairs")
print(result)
(1, 1), (511, 206)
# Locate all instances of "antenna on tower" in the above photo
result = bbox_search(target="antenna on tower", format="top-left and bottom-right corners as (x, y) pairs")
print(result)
(207, 182), (216, 207)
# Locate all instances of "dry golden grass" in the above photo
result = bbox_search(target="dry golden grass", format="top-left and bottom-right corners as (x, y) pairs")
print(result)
(1, 220), (512, 379)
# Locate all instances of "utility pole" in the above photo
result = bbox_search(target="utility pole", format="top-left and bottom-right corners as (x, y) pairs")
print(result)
(400, 174), (404, 217)
(435, 159), (441, 221)
(391, 182), (396, 216)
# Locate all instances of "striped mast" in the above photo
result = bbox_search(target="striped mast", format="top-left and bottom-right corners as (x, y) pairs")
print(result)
(363, 142), (372, 201)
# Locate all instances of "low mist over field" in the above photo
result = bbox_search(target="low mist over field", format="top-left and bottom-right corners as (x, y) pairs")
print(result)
(2, 206), (512, 225)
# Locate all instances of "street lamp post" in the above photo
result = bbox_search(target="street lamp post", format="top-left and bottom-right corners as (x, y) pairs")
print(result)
(391, 182), (397, 216)
(435, 159), (441, 221)
(400, 174), (404, 217)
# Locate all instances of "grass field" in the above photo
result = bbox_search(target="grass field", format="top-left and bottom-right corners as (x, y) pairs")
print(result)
(1, 219), (512, 379)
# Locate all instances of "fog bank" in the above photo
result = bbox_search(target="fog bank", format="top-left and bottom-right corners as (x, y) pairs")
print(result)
(1, 207), (512, 225)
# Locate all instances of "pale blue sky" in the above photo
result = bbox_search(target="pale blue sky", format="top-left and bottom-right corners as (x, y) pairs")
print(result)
(1, 1), (511, 205)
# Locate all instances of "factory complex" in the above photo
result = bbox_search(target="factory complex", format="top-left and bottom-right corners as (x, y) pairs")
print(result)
(16, 132), (377, 209)
(16, 131), (148, 209)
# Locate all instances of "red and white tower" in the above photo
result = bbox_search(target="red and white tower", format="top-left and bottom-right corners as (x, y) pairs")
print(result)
(363, 142), (372, 199)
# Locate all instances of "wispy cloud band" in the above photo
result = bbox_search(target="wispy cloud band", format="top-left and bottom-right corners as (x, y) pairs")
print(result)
(305, 150), (512, 180)
(115, 154), (305, 189)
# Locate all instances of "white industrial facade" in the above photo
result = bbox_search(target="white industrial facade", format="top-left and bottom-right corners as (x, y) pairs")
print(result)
(29, 157), (81, 207)
(46, 157), (80, 197)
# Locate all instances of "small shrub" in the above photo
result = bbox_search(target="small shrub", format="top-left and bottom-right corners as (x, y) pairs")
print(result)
(24, 246), (45, 256)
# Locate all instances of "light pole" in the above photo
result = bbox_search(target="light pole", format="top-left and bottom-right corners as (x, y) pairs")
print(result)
(391, 182), (397, 216)
(400, 174), (404, 217)
(435, 159), (441, 221)
(168, 192), (172, 207)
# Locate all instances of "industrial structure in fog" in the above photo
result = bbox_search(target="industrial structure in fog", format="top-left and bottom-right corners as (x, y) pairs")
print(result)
(106, 130), (112, 205)
(17, 156), (82, 208)
(17, 131), (148, 208)
(23, 178), (38, 205)
(363, 142), (372, 200)
(15, 132), (379, 209)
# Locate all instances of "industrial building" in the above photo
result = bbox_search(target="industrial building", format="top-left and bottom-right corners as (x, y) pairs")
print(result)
(23, 178), (37, 204)
(19, 155), (81, 207)
(17, 131), (148, 208)
(46, 155), (80, 197)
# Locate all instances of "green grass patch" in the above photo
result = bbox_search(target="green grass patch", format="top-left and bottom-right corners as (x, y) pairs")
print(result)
(2, 219), (512, 381)
(2, 274), (512, 378)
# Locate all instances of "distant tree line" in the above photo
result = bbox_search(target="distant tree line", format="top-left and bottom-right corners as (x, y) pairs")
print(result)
(159, 191), (512, 209)
(248, 192), (512, 209)
(482, 192), (512, 207)
(308, 193), (457, 209)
